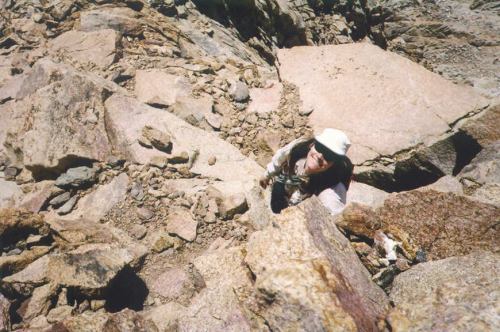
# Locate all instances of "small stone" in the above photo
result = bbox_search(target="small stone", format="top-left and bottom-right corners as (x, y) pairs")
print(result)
(148, 189), (167, 198)
(205, 113), (222, 130)
(168, 151), (189, 164)
(167, 208), (198, 242)
(136, 207), (154, 221)
(130, 224), (147, 240)
(90, 300), (105, 311)
(55, 166), (97, 189)
(149, 156), (168, 169)
(49, 192), (71, 207)
(299, 106), (314, 116)
(207, 156), (216, 166)
(57, 195), (78, 215)
(46, 305), (73, 324)
(130, 182), (145, 201)
(4, 167), (18, 180)
(141, 126), (172, 152)
(245, 113), (258, 125)
(229, 81), (249, 102)
(220, 193), (248, 220)
(152, 233), (176, 253)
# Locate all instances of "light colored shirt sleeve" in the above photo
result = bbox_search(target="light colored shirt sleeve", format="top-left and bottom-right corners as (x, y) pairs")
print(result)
(317, 182), (347, 215)
(264, 137), (307, 179)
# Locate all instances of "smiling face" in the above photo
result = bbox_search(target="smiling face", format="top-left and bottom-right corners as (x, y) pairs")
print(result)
(304, 144), (334, 175)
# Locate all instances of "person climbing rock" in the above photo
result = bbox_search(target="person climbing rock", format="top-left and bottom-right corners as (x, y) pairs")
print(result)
(259, 128), (353, 215)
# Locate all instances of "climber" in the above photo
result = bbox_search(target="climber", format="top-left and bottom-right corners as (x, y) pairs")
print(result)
(259, 128), (353, 215)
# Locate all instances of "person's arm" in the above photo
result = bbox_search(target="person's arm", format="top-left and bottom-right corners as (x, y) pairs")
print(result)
(260, 138), (305, 188)
(317, 182), (347, 215)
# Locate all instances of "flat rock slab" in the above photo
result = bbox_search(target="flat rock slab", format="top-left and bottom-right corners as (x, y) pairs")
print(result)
(388, 251), (499, 331)
(105, 94), (263, 185)
(58, 173), (129, 222)
(135, 70), (192, 106)
(278, 43), (489, 164)
(0, 179), (22, 209)
(245, 198), (389, 331)
(167, 208), (198, 242)
(49, 29), (118, 69)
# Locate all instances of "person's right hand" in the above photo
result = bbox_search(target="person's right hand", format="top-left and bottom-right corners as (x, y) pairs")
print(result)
(259, 176), (270, 189)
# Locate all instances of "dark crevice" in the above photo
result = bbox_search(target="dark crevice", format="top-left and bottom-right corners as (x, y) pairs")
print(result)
(27, 156), (95, 181)
(104, 266), (149, 313)
(451, 131), (482, 175)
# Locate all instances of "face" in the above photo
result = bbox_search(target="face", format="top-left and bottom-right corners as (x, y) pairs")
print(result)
(304, 144), (334, 175)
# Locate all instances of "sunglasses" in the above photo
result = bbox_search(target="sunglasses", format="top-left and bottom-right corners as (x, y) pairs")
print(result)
(314, 141), (339, 163)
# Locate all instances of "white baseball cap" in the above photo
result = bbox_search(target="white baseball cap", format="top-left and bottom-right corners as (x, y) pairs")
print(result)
(315, 128), (351, 156)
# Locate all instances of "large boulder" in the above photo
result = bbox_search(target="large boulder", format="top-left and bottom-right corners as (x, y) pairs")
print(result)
(337, 190), (499, 260)
(387, 251), (499, 332)
(104, 94), (263, 185)
(49, 29), (119, 69)
(278, 44), (489, 190)
(245, 198), (390, 331)
(1, 60), (117, 178)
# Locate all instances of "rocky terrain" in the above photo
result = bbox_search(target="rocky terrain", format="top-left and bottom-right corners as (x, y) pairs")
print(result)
(0, 0), (498, 331)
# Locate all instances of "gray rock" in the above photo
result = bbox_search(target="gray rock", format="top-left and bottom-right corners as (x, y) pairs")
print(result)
(130, 182), (145, 201)
(229, 81), (249, 102)
(136, 207), (154, 221)
(388, 251), (499, 331)
(49, 191), (72, 207)
(79, 7), (144, 36)
(55, 166), (97, 188)
(56, 195), (78, 215)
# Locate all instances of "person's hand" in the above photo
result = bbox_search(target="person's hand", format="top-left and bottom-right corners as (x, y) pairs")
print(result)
(259, 176), (270, 189)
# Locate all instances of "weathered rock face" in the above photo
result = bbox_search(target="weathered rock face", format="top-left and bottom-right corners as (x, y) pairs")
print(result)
(277, 43), (489, 190)
(134, 70), (192, 107)
(245, 198), (389, 331)
(79, 7), (144, 37)
(388, 251), (500, 332)
(383, 0), (500, 97)
(0, 179), (21, 209)
(337, 190), (499, 260)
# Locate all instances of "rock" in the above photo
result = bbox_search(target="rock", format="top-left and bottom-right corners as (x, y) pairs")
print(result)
(143, 302), (187, 332)
(418, 175), (463, 194)
(219, 193), (248, 219)
(56, 195), (78, 215)
(141, 126), (172, 153)
(207, 156), (216, 166)
(151, 232), (177, 253)
(170, 95), (214, 127)
(58, 173), (129, 222)
(346, 182), (389, 208)
(79, 7), (144, 36)
(103, 309), (158, 332)
(459, 142), (500, 187)
(278, 44), (489, 186)
(17, 283), (56, 322)
(151, 267), (196, 302)
(17, 181), (57, 213)
(167, 208), (198, 242)
(148, 156), (168, 168)
(53, 310), (109, 331)
(46, 305), (74, 324)
(460, 103), (500, 147)
(205, 112), (222, 130)
(55, 166), (97, 189)
(49, 29), (119, 69)
(337, 190), (499, 260)
(1, 60), (116, 178)
(0, 293), (10, 332)
(229, 81), (249, 102)
(135, 70), (192, 107)
(0, 209), (49, 248)
(105, 94), (263, 184)
(388, 251), (499, 331)
(130, 182), (145, 201)
(49, 192), (72, 207)
(168, 151), (189, 164)
(3, 166), (17, 180)
(247, 81), (282, 114)
(136, 207), (154, 221)
(0, 179), (21, 209)
(245, 198), (389, 331)
(4, 243), (146, 297)
(129, 224), (147, 240)
(0, 246), (52, 277)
